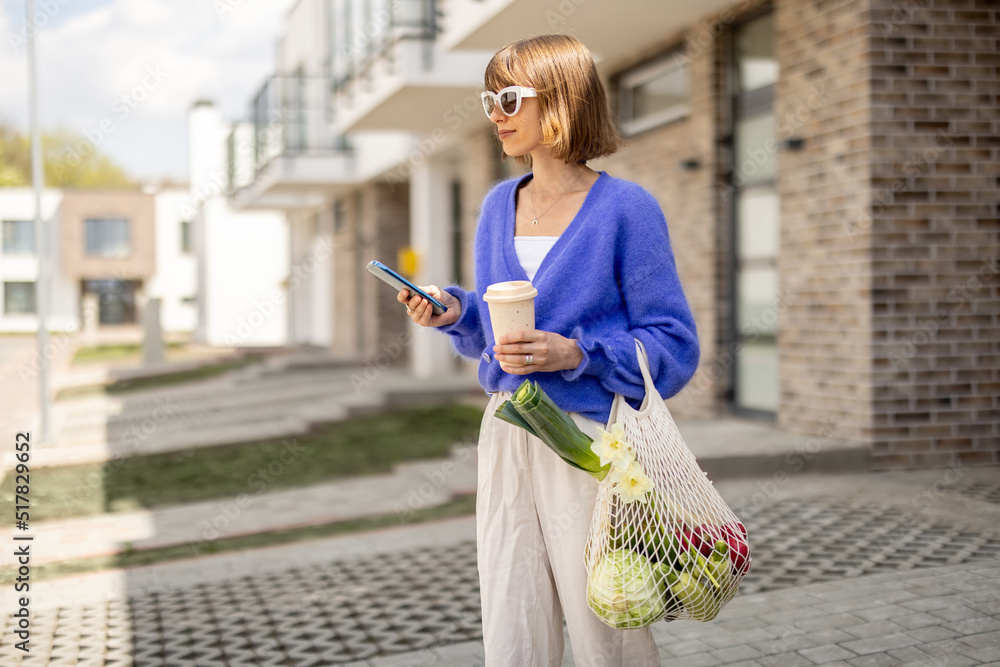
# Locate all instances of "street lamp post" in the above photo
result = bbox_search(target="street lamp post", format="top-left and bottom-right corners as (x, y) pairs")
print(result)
(27, 0), (51, 444)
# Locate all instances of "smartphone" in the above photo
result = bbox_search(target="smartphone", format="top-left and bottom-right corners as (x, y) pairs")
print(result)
(366, 260), (447, 315)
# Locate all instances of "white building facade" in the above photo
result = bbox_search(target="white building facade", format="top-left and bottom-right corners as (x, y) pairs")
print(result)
(0, 187), (196, 337)
(188, 102), (290, 348)
(0, 104), (289, 349)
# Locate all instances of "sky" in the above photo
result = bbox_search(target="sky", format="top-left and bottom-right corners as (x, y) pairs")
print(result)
(1, 0), (294, 183)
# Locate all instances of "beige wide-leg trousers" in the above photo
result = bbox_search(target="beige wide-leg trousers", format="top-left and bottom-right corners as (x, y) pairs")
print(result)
(476, 391), (660, 667)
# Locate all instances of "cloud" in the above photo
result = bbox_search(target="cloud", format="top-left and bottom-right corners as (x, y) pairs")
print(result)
(0, 0), (294, 180)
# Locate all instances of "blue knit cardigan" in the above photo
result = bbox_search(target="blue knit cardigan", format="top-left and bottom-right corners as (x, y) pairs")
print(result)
(436, 170), (700, 424)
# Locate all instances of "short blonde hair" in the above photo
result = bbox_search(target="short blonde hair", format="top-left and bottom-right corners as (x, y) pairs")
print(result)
(484, 34), (622, 165)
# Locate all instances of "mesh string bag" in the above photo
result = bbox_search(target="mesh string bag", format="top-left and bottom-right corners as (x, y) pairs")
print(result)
(584, 339), (751, 628)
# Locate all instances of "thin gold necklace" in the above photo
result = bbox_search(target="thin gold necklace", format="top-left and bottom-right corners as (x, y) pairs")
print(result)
(530, 171), (585, 226)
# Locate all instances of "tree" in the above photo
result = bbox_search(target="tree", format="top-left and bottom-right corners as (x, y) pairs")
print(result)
(0, 121), (135, 189)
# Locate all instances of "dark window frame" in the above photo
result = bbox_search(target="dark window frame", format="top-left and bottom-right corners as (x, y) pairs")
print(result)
(615, 48), (691, 136)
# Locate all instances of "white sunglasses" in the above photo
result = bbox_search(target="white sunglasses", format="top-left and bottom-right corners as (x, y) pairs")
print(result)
(481, 86), (537, 118)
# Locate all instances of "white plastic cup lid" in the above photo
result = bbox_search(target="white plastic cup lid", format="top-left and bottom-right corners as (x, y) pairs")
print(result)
(483, 280), (538, 303)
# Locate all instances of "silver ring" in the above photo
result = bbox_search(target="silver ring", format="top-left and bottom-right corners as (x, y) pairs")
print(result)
(525, 354), (534, 365)
(406, 307), (414, 315)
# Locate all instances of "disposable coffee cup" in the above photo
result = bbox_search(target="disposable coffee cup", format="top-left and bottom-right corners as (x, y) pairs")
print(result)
(483, 280), (538, 344)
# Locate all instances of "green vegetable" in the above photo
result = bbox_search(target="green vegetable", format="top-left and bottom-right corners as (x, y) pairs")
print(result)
(616, 500), (685, 567)
(706, 540), (735, 593)
(587, 549), (667, 628)
(495, 380), (610, 480)
(665, 568), (723, 622)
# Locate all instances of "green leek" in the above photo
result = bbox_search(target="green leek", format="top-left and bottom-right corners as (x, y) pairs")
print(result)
(494, 380), (611, 481)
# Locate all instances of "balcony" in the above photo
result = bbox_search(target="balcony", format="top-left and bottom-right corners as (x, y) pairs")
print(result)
(330, 0), (492, 134)
(440, 0), (735, 68)
(227, 73), (352, 211)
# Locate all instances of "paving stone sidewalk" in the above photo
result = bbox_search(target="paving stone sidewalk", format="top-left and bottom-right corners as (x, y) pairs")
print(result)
(355, 557), (1000, 667)
(1, 512), (998, 666)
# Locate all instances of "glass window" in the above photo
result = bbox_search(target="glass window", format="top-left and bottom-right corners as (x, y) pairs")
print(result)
(2, 220), (35, 255)
(734, 13), (778, 94)
(736, 187), (780, 261)
(180, 221), (193, 253)
(4, 282), (36, 315)
(83, 279), (137, 324)
(737, 266), (778, 336)
(734, 113), (778, 187)
(331, 0), (352, 86)
(84, 218), (130, 258)
(618, 53), (689, 135)
(736, 343), (778, 412)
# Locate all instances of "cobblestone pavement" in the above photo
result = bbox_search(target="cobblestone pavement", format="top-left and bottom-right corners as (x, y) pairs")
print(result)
(3, 475), (999, 666)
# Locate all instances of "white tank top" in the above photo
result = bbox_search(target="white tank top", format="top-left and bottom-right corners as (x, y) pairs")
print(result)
(514, 236), (558, 281)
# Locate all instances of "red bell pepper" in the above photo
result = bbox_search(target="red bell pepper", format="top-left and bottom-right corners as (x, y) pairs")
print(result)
(720, 522), (751, 575)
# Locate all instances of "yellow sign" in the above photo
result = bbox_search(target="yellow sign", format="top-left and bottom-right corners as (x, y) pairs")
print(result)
(398, 247), (419, 278)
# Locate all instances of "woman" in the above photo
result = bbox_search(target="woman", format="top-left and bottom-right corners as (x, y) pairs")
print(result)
(397, 34), (699, 666)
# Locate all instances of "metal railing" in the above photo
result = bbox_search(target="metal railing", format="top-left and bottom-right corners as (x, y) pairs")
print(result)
(226, 73), (349, 193)
(331, 0), (438, 96)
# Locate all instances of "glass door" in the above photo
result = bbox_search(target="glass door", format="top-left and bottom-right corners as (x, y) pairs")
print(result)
(730, 12), (779, 416)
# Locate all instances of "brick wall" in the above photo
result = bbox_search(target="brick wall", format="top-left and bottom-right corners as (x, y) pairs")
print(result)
(331, 194), (361, 355)
(330, 183), (411, 363)
(597, 12), (736, 418)
(59, 191), (157, 281)
(866, 0), (999, 468)
(774, 0), (876, 445)
(407, 0), (999, 470)
(370, 183), (411, 363)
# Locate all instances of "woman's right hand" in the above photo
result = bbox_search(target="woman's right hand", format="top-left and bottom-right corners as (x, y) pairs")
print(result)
(397, 285), (461, 328)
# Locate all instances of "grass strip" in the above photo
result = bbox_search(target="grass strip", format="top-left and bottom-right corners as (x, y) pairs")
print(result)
(0, 494), (477, 584)
(54, 355), (263, 401)
(71, 342), (186, 365)
(0, 403), (484, 522)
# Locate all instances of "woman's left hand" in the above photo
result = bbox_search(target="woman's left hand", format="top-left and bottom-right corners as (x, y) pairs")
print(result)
(493, 330), (584, 374)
